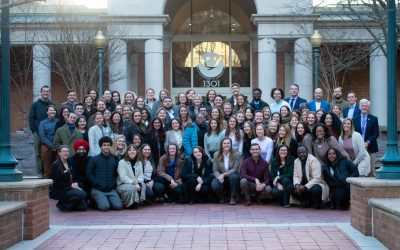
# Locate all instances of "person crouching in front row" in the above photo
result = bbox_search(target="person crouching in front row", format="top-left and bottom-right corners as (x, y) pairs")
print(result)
(240, 143), (272, 206)
(117, 145), (146, 209)
(156, 143), (185, 203)
(182, 146), (214, 205)
(292, 145), (329, 209)
(50, 145), (87, 212)
(86, 136), (123, 211)
(211, 137), (242, 205)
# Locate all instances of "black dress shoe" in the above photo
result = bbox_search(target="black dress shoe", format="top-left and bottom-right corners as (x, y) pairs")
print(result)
(301, 200), (310, 208)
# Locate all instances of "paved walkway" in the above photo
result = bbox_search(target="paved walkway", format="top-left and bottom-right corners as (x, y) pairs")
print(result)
(10, 200), (386, 250)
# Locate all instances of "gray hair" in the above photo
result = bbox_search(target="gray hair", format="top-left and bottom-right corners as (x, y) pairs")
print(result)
(359, 99), (370, 106)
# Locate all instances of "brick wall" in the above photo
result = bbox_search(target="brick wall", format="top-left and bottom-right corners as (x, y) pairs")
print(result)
(164, 52), (170, 93)
(0, 205), (24, 249)
(0, 181), (51, 240)
(371, 206), (400, 250)
(349, 181), (400, 235)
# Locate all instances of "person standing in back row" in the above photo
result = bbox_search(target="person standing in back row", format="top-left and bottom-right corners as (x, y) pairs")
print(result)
(352, 99), (379, 176)
(29, 85), (55, 178)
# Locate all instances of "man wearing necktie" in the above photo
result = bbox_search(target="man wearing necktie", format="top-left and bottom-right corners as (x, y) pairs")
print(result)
(352, 99), (379, 176)
(284, 84), (307, 111)
(343, 91), (361, 119)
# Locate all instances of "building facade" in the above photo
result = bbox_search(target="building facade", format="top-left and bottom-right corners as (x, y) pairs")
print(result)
(8, 0), (392, 131)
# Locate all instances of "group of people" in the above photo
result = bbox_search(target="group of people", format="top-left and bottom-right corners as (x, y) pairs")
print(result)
(29, 83), (379, 211)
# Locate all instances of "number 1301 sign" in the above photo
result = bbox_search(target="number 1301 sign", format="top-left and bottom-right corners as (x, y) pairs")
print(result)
(203, 80), (220, 87)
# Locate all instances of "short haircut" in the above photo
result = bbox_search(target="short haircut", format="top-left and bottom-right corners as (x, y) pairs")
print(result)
(250, 143), (261, 149)
(99, 136), (113, 147)
(291, 83), (300, 89)
(67, 89), (76, 94)
(347, 91), (356, 97)
(46, 104), (57, 112)
(253, 88), (262, 93)
(231, 82), (240, 88)
(40, 85), (50, 92)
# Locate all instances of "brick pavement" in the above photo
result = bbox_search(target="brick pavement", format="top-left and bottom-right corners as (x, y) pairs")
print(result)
(9, 200), (387, 250)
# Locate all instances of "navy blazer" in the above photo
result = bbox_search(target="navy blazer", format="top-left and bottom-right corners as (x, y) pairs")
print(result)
(352, 114), (379, 153)
(284, 96), (307, 111)
(343, 104), (361, 118)
(307, 100), (330, 112)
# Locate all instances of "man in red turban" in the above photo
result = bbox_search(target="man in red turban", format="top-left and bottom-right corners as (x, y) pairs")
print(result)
(69, 140), (91, 202)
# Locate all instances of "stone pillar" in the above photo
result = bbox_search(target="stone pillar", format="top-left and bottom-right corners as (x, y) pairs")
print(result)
(128, 52), (139, 95)
(33, 45), (51, 102)
(145, 39), (163, 96)
(369, 45), (387, 127)
(0, 179), (52, 240)
(109, 39), (129, 94)
(294, 38), (313, 101)
(258, 38), (276, 103)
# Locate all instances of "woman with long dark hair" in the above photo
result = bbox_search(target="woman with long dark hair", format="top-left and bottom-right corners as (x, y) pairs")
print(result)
(50, 145), (87, 212)
(204, 118), (224, 159)
(320, 112), (342, 140)
(312, 123), (349, 163)
(144, 117), (166, 167)
(182, 146), (214, 204)
(223, 116), (244, 154)
(270, 144), (294, 208)
(242, 121), (256, 160)
(322, 148), (359, 210)
(295, 121), (313, 154)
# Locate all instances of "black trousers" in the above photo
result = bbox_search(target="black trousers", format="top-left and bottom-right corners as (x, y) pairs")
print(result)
(211, 172), (240, 200)
(272, 177), (293, 206)
(58, 188), (87, 211)
(291, 184), (322, 206)
(154, 176), (184, 201)
(330, 184), (350, 209)
(184, 177), (212, 202)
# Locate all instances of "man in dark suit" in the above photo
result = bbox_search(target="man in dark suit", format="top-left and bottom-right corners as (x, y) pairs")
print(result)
(307, 88), (330, 112)
(343, 91), (361, 119)
(352, 99), (379, 176)
(284, 83), (307, 111)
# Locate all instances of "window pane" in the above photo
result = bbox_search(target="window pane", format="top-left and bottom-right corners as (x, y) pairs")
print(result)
(231, 41), (250, 87)
(172, 42), (192, 88)
(191, 41), (230, 88)
(192, 0), (230, 34)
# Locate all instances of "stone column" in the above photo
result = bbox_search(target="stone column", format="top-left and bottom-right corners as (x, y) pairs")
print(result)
(369, 44), (387, 127)
(145, 39), (163, 96)
(32, 45), (51, 102)
(108, 39), (128, 94)
(258, 38), (276, 103)
(294, 38), (313, 101)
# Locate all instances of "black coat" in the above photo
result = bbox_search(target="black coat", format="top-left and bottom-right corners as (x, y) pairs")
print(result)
(181, 155), (214, 185)
(322, 158), (359, 188)
(352, 114), (379, 153)
(29, 98), (56, 133)
(50, 160), (74, 200)
(68, 154), (91, 191)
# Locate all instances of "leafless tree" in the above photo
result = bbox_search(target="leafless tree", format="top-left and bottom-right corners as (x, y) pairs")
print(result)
(287, 1), (372, 99)
(41, 11), (127, 100)
(9, 3), (41, 129)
